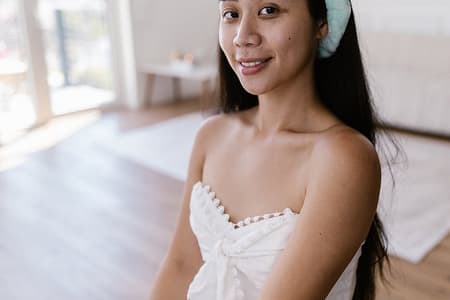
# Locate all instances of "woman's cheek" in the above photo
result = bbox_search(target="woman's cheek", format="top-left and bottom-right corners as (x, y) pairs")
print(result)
(219, 31), (233, 57)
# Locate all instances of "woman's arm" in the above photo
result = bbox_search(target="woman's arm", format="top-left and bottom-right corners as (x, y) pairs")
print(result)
(149, 115), (219, 300)
(258, 129), (381, 299)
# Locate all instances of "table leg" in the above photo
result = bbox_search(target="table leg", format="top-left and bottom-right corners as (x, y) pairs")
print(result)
(144, 74), (156, 106)
(201, 79), (213, 106)
(172, 77), (181, 101)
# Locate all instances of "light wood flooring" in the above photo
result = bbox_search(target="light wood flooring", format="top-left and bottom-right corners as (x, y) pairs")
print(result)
(0, 98), (448, 300)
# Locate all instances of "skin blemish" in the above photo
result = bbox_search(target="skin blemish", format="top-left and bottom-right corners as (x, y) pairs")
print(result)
(288, 32), (296, 41)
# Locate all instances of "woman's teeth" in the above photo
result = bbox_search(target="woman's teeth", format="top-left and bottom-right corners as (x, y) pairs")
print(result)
(241, 61), (264, 67)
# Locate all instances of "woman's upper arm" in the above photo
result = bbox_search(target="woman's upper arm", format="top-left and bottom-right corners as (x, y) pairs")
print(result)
(163, 114), (221, 273)
(258, 131), (381, 299)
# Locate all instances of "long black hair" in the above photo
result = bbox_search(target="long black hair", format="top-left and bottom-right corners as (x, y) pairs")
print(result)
(207, 1), (404, 299)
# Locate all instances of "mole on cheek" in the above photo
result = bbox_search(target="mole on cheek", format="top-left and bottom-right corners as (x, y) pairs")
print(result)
(288, 36), (292, 41)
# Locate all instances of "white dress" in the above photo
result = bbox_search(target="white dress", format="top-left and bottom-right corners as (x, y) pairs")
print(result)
(187, 181), (364, 300)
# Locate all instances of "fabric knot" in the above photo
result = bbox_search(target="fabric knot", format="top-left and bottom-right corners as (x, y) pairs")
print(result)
(209, 239), (234, 299)
(213, 237), (233, 258)
(213, 239), (226, 258)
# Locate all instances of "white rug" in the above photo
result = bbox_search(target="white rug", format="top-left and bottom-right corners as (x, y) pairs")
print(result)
(376, 134), (450, 263)
(102, 113), (204, 181)
(100, 112), (450, 264)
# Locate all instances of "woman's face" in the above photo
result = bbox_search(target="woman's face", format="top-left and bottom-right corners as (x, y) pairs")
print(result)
(219, 0), (324, 95)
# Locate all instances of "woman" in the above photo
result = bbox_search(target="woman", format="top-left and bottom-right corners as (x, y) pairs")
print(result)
(150, 0), (397, 299)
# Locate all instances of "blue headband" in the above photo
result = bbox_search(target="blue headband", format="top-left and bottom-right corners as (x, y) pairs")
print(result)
(318, 0), (352, 58)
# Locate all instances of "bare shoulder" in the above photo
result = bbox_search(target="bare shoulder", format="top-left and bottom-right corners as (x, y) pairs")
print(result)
(311, 125), (381, 179)
(193, 111), (241, 151)
(197, 112), (231, 134)
(193, 113), (232, 150)
(306, 125), (382, 215)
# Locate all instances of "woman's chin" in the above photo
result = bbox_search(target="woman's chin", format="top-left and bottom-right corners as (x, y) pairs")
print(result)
(240, 82), (272, 96)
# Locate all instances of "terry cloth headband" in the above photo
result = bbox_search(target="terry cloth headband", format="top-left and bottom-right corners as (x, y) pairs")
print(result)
(318, 0), (352, 58)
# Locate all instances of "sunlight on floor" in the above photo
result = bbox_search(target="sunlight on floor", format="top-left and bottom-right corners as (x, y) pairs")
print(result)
(51, 85), (115, 115)
(0, 110), (102, 172)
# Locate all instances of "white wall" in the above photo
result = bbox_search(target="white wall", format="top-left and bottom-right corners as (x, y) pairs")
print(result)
(130, 0), (219, 105)
(353, 0), (450, 36)
(353, 0), (450, 135)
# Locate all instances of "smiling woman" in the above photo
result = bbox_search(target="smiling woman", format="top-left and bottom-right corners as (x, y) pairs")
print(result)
(219, 0), (320, 95)
(149, 1), (399, 299)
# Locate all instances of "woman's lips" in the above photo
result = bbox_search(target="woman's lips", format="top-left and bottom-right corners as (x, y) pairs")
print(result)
(237, 58), (272, 75)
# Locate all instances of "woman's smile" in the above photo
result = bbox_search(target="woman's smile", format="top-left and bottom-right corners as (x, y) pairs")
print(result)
(237, 57), (273, 75)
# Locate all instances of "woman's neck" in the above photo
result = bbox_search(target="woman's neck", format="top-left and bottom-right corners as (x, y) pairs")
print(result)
(254, 71), (332, 136)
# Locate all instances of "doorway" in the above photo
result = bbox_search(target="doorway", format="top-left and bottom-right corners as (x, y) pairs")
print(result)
(0, 0), (117, 146)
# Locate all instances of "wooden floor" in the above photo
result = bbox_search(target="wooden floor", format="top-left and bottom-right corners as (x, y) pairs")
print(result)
(0, 98), (448, 300)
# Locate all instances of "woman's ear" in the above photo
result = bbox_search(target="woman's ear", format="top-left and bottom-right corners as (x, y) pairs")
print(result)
(316, 19), (328, 40)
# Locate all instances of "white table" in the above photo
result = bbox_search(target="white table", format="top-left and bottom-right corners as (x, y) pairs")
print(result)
(0, 60), (27, 90)
(139, 63), (217, 105)
(0, 60), (27, 110)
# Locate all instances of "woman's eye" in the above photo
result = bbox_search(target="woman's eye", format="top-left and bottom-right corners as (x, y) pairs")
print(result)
(223, 11), (239, 20)
(259, 6), (278, 16)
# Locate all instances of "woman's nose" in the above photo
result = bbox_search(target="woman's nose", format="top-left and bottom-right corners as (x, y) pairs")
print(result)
(233, 18), (261, 48)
